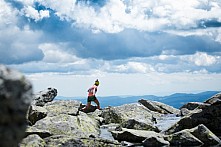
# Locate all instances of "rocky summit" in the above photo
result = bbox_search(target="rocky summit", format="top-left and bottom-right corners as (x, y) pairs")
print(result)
(0, 65), (221, 146)
(21, 91), (221, 146)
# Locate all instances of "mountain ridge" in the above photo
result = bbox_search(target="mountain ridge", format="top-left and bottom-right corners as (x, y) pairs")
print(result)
(55, 91), (220, 108)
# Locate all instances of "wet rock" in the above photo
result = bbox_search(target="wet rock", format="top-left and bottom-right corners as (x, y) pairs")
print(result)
(0, 65), (32, 147)
(138, 99), (180, 114)
(32, 87), (57, 106)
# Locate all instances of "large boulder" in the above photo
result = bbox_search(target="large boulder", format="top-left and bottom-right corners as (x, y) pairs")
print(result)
(165, 129), (203, 146)
(43, 100), (81, 117)
(142, 134), (170, 147)
(204, 92), (221, 104)
(164, 124), (221, 146)
(101, 103), (160, 125)
(138, 99), (180, 115)
(111, 128), (167, 144)
(0, 65), (32, 147)
(21, 100), (103, 146)
(27, 100), (101, 139)
(189, 124), (221, 146)
(180, 102), (210, 110)
(164, 101), (221, 137)
(32, 87), (57, 106)
(44, 135), (121, 147)
(120, 119), (160, 132)
(32, 113), (100, 138)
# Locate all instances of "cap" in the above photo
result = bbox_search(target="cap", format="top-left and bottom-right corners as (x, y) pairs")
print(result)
(95, 79), (99, 86)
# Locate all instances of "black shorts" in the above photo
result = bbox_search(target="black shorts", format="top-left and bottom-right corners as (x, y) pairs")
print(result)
(87, 95), (97, 102)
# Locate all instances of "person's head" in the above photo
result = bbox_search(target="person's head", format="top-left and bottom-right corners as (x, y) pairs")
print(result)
(94, 79), (99, 86)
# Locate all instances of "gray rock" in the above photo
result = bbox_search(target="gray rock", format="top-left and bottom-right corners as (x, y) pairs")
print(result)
(44, 135), (121, 147)
(142, 135), (170, 147)
(28, 105), (48, 125)
(138, 99), (180, 115)
(44, 100), (81, 117)
(180, 102), (210, 110)
(19, 134), (46, 147)
(44, 135), (83, 147)
(101, 103), (160, 126)
(111, 128), (165, 143)
(165, 129), (203, 146)
(189, 124), (221, 146)
(179, 108), (191, 116)
(33, 113), (100, 138)
(0, 65), (32, 147)
(164, 124), (221, 146)
(204, 92), (221, 104)
(25, 126), (52, 138)
(101, 106), (123, 124)
(32, 87), (57, 106)
(164, 101), (221, 137)
(120, 119), (160, 132)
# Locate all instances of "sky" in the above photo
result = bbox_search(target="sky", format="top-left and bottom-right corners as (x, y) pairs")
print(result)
(0, 0), (221, 97)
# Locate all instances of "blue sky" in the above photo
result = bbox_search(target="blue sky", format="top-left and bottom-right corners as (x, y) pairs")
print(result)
(1, 0), (221, 97)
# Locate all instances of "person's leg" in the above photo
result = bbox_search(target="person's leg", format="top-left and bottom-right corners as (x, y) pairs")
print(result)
(94, 99), (100, 109)
(82, 96), (91, 110)
(82, 101), (91, 110)
(86, 101), (91, 109)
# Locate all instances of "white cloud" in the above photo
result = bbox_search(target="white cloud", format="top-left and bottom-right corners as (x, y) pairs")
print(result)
(0, 0), (18, 28)
(0, 24), (44, 64)
(126, 62), (155, 73)
(22, 6), (49, 21)
(8, 0), (221, 33)
(58, 0), (221, 32)
(39, 43), (81, 63)
(2, 0), (221, 74)
(182, 52), (217, 66)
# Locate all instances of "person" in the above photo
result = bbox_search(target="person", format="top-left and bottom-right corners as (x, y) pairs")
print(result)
(82, 79), (101, 110)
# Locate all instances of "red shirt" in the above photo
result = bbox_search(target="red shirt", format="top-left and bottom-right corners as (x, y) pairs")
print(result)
(88, 85), (97, 96)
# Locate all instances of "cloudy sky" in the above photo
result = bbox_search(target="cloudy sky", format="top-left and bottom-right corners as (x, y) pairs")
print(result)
(1, 0), (221, 97)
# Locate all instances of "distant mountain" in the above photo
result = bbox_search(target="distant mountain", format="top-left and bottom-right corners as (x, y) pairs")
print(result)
(154, 91), (220, 108)
(55, 91), (220, 109)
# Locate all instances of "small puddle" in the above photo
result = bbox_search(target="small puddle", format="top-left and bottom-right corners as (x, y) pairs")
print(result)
(154, 114), (181, 132)
(99, 124), (118, 141)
